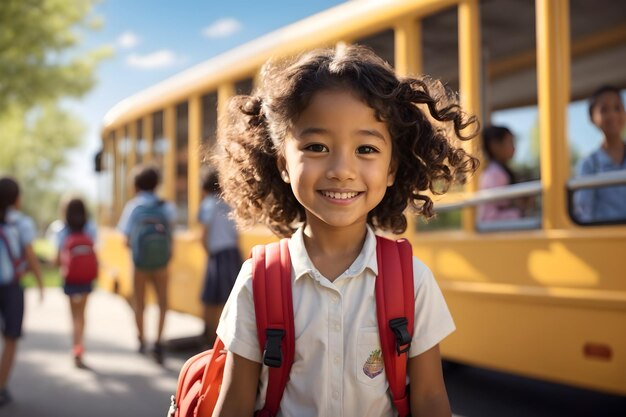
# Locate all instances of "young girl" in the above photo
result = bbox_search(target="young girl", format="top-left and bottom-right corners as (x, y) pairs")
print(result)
(198, 169), (242, 345)
(574, 85), (626, 222)
(211, 45), (478, 417)
(0, 177), (44, 406)
(477, 125), (523, 222)
(56, 197), (97, 369)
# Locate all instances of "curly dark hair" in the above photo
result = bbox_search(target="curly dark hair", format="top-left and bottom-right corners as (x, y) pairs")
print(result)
(213, 45), (479, 238)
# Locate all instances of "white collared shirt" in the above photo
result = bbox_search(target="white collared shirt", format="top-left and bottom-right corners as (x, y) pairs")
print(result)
(217, 225), (455, 417)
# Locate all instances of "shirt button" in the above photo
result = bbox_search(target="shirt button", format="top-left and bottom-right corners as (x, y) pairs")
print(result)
(333, 391), (340, 400)
(331, 296), (338, 303)
(334, 324), (341, 331)
(334, 356), (340, 364)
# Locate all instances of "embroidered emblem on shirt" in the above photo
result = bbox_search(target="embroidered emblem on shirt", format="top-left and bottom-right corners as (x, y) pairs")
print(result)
(363, 349), (384, 379)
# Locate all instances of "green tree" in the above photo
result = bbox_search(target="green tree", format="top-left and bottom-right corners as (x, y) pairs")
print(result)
(0, 103), (85, 227)
(0, 0), (109, 228)
(0, 0), (106, 113)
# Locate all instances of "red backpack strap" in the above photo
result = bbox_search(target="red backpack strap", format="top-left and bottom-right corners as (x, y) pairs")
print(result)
(375, 236), (414, 417)
(252, 239), (295, 417)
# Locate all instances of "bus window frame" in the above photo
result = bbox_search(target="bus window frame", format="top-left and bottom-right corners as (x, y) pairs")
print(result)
(567, 170), (626, 226)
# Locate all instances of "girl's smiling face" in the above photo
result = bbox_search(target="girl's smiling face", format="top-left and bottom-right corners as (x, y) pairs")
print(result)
(279, 89), (396, 232)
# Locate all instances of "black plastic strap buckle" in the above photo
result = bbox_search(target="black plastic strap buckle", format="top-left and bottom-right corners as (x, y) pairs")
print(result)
(389, 317), (411, 355)
(263, 328), (285, 368)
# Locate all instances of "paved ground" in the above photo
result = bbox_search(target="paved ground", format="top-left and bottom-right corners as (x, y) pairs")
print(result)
(2, 287), (205, 417)
(1, 288), (473, 417)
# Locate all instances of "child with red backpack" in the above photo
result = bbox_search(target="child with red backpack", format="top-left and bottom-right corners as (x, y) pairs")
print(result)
(56, 197), (98, 369)
(182, 45), (480, 417)
(0, 177), (44, 407)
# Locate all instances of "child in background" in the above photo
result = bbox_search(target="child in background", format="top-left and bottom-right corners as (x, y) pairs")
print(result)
(211, 45), (479, 417)
(477, 125), (523, 222)
(117, 164), (176, 364)
(574, 85), (626, 222)
(0, 177), (44, 406)
(198, 169), (242, 345)
(56, 197), (98, 369)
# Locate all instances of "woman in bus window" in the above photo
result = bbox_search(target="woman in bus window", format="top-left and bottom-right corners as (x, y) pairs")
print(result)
(477, 125), (523, 222)
(574, 85), (626, 223)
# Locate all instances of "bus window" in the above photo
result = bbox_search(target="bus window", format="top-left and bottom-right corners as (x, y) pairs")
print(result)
(418, 208), (462, 232)
(152, 110), (165, 170)
(355, 29), (394, 68)
(566, 0), (626, 226)
(101, 131), (115, 226)
(117, 126), (130, 207)
(422, 6), (459, 92)
(202, 92), (218, 149)
(568, 90), (626, 226)
(235, 77), (254, 96)
(477, 0), (541, 231)
(135, 119), (144, 164)
(414, 6), (462, 233)
(176, 102), (189, 227)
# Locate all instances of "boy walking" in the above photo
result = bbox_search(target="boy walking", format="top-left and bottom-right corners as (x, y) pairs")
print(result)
(117, 165), (176, 364)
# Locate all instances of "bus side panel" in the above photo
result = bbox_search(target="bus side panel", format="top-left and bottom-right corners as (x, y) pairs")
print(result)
(97, 226), (276, 317)
(441, 290), (626, 395)
(413, 231), (626, 395)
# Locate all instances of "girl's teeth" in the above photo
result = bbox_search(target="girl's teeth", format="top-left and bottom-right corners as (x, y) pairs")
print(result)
(323, 191), (358, 199)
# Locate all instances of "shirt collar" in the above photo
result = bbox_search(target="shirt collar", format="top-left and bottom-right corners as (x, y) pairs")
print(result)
(136, 191), (157, 202)
(288, 225), (379, 283)
(597, 146), (626, 168)
(6, 207), (19, 221)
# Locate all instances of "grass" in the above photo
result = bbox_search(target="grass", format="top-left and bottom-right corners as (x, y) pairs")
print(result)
(21, 266), (62, 288)
(21, 238), (63, 288)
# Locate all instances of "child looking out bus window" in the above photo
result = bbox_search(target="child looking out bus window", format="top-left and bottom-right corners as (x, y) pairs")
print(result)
(574, 85), (626, 223)
(477, 125), (524, 223)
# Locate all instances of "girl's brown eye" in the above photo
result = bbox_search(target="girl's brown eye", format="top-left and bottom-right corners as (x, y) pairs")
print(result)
(357, 145), (378, 154)
(305, 144), (328, 152)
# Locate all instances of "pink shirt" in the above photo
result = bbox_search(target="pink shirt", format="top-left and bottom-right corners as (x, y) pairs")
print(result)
(477, 162), (522, 222)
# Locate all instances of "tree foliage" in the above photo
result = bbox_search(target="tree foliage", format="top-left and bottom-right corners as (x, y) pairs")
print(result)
(0, 103), (86, 227)
(0, 0), (106, 113)
(0, 0), (108, 228)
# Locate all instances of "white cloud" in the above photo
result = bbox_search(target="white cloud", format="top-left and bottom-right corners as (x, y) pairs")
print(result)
(117, 31), (140, 49)
(202, 18), (242, 39)
(126, 49), (180, 69)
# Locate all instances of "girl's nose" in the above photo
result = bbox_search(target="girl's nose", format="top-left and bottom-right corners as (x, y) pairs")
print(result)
(326, 151), (356, 181)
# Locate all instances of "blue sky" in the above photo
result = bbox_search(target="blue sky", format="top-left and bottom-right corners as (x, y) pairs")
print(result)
(63, 0), (346, 199)
(63, 0), (611, 200)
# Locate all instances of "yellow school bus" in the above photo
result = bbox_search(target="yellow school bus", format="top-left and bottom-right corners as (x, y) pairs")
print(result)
(97, 0), (626, 396)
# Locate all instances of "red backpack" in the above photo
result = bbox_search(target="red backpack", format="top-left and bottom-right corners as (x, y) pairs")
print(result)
(169, 236), (414, 417)
(60, 232), (98, 285)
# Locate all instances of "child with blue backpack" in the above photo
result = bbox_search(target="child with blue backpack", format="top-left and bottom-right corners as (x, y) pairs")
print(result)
(56, 196), (98, 369)
(0, 177), (44, 407)
(209, 45), (479, 417)
(117, 164), (176, 364)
